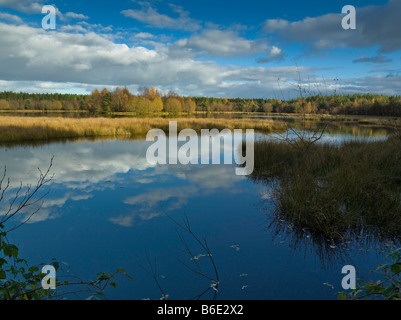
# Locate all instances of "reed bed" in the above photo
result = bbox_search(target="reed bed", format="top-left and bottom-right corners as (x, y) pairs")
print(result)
(0, 116), (286, 143)
(250, 137), (401, 242)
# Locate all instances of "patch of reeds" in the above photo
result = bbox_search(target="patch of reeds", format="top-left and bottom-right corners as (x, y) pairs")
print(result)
(0, 116), (286, 143)
(250, 137), (401, 242)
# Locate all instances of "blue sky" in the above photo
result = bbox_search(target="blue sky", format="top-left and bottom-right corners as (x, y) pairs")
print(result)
(0, 0), (399, 98)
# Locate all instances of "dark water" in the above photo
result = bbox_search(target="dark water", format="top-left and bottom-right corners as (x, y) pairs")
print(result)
(0, 127), (394, 300)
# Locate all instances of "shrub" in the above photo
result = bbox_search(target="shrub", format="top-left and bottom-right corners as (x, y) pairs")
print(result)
(0, 99), (10, 110)
(164, 98), (182, 113)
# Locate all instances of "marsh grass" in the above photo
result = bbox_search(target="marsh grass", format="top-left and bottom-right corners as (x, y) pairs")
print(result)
(250, 137), (401, 243)
(0, 116), (286, 143)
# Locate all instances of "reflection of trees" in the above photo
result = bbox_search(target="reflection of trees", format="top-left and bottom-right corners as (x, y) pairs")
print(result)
(282, 118), (390, 138)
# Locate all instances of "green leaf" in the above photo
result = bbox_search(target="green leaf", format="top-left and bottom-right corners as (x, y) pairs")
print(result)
(382, 286), (399, 299)
(94, 292), (107, 300)
(0, 258), (7, 267)
(3, 244), (18, 258)
(52, 262), (60, 271)
(23, 272), (33, 280)
(117, 267), (134, 281)
(391, 263), (401, 275)
(28, 266), (39, 273)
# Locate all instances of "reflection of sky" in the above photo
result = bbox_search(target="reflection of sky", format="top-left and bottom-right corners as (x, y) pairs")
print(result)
(0, 134), (391, 300)
(0, 138), (245, 226)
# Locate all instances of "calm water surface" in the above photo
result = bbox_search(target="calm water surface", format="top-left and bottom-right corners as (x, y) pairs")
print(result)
(0, 126), (394, 300)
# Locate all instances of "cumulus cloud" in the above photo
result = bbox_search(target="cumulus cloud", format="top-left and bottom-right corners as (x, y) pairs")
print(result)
(0, 0), (90, 25)
(121, 3), (201, 32)
(0, 12), (23, 23)
(263, 13), (354, 51)
(263, 19), (289, 33)
(0, 22), (161, 82)
(262, 0), (401, 53)
(64, 12), (89, 20)
(175, 29), (267, 57)
(0, 21), (322, 97)
(340, 74), (401, 96)
(256, 46), (285, 63)
(133, 32), (155, 39)
(0, 0), (42, 13)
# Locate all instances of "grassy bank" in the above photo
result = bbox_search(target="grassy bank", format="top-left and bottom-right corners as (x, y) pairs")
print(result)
(0, 116), (286, 143)
(250, 136), (401, 243)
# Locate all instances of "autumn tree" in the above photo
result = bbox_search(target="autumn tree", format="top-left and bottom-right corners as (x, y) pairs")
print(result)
(183, 97), (196, 114)
(101, 88), (112, 113)
(151, 96), (164, 113)
(111, 87), (125, 112)
(304, 101), (312, 114)
(0, 99), (10, 110)
(86, 89), (102, 114)
(147, 86), (157, 100)
(164, 97), (182, 113)
(128, 96), (149, 113)
(122, 88), (132, 112)
(53, 100), (63, 110)
(261, 102), (273, 113)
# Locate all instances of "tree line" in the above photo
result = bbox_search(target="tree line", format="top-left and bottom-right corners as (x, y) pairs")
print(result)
(0, 87), (400, 117)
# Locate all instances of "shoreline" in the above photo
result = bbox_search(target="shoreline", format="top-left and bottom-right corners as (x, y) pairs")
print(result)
(0, 116), (286, 144)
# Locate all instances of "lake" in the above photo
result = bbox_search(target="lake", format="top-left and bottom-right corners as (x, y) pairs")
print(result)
(0, 122), (394, 300)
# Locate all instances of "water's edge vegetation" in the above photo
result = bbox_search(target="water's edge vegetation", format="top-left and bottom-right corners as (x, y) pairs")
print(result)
(0, 116), (287, 143)
(250, 137), (401, 242)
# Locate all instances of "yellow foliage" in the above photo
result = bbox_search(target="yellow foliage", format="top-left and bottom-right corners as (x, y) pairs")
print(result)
(164, 98), (182, 113)
(0, 99), (10, 110)
(53, 101), (62, 110)
(304, 102), (312, 114)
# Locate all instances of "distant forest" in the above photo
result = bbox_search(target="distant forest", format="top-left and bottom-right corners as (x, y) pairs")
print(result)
(0, 87), (400, 117)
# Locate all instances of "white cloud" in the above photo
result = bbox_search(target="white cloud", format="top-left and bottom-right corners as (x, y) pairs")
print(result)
(263, 19), (289, 32)
(257, 46), (285, 63)
(176, 29), (267, 57)
(0, 0), (90, 25)
(121, 4), (201, 32)
(59, 24), (87, 33)
(0, 21), (316, 97)
(0, 0), (42, 13)
(0, 12), (23, 23)
(64, 12), (89, 20)
(340, 74), (401, 96)
(353, 55), (392, 64)
(262, 0), (401, 53)
(133, 32), (155, 39)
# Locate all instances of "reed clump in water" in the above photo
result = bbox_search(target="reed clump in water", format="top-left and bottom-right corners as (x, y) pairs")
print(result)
(250, 137), (401, 242)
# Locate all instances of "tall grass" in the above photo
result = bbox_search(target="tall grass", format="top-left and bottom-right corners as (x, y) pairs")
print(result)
(0, 116), (286, 143)
(250, 137), (401, 243)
